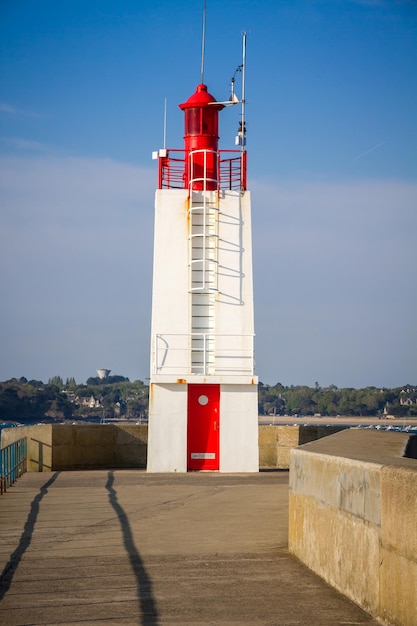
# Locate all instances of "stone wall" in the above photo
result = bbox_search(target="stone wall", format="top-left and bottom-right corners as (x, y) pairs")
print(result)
(1, 423), (343, 471)
(2, 425), (54, 471)
(258, 425), (344, 468)
(289, 429), (417, 626)
(1, 424), (148, 471)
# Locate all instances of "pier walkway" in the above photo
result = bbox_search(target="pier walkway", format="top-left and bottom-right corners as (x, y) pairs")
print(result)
(0, 470), (379, 625)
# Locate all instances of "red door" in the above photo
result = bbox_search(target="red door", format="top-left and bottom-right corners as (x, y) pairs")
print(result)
(187, 384), (220, 471)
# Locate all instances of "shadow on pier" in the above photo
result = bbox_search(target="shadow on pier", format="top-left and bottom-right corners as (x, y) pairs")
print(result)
(0, 472), (59, 600)
(0, 470), (380, 625)
(106, 471), (159, 625)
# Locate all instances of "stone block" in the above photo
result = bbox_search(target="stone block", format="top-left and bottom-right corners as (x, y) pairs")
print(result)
(2, 425), (53, 471)
(51, 424), (76, 446)
(258, 445), (278, 468)
(74, 424), (115, 447)
(289, 430), (417, 626)
(379, 547), (417, 626)
(289, 468), (380, 615)
(277, 426), (300, 448)
(276, 446), (292, 468)
(290, 449), (381, 525)
(381, 465), (417, 563)
(115, 424), (148, 445)
(114, 444), (147, 467)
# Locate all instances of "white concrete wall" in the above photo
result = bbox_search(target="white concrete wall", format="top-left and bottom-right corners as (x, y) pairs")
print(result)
(147, 383), (187, 473)
(216, 191), (255, 374)
(151, 189), (256, 380)
(150, 189), (190, 376)
(148, 188), (258, 472)
(148, 383), (259, 473)
(220, 384), (259, 472)
(217, 191), (254, 318)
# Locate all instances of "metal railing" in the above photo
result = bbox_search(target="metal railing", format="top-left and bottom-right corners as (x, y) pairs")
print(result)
(153, 333), (255, 376)
(0, 437), (27, 495)
(158, 149), (247, 191)
(218, 151), (247, 191)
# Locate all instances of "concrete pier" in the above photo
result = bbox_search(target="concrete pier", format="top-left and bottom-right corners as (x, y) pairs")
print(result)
(0, 470), (379, 625)
(1, 423), (344, 471)
(289, 430), (417, 626)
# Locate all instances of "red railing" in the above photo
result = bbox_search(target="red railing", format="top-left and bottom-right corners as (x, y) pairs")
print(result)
(158, 149), (247, 192)
(219, 151), (247, 191)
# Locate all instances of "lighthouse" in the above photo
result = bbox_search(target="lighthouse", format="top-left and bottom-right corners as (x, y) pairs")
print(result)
(147, 38), (258, 472)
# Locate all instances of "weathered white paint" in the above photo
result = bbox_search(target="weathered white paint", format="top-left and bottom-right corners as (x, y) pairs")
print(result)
(150, 189), (189, 358)
(147, 383), (187, 473)
(219, 384), (259, 472)
(147, 185), (258, 472)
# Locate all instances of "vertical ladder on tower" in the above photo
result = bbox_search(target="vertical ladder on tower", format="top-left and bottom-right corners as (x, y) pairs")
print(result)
(189, 187), (219, 375)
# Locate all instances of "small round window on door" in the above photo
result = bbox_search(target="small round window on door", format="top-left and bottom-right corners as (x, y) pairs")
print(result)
(198, 395), (209, 405)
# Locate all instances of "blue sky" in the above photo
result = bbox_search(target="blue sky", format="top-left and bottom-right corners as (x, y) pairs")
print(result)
(1, 0), (416, 387)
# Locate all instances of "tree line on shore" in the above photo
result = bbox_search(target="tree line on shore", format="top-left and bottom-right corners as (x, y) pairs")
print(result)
(258, 382), (416, 418)
(0, 376), (416, 423)
(0, 376), (148, 422)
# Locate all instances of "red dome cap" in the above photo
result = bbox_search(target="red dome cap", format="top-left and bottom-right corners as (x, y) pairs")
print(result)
(179, 84), (224, 110)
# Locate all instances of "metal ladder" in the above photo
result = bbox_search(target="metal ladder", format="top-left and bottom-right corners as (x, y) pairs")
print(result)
(188, 158), (219, 374)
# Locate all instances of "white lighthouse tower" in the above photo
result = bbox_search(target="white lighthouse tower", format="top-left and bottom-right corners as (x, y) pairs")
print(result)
(147, 36), (258, 472)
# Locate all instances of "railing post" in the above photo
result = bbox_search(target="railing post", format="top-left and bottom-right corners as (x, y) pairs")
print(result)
(241, 151), (247, 190)
(0, 447), (4, 495)
(0, 437), (28, 495)
(155, 335), (158, 374)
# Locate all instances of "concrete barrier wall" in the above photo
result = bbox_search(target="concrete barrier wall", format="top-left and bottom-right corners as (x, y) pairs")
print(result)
(1, 423), (344, 471)
(289, 430), (417, 626)
(258, 425), (344, 468)
(1, 424), (148, 471)
(2, 425), (54, 471)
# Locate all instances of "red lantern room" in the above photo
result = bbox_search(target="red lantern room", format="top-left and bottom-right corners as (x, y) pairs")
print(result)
(179, 84), (225, 190)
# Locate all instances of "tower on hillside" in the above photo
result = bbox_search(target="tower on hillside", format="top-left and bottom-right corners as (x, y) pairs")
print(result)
(97, 369), (111, 380)
(147, 34), (258, 472)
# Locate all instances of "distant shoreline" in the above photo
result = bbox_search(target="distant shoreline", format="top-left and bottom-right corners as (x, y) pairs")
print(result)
(2, 415), (416, 429)
(258, 415), (417, 427)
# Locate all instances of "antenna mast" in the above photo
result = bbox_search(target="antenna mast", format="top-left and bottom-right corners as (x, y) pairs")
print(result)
(163, 97), (167, 149)
(201, 0), (206, 83)
(241, 31), (247, 153)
